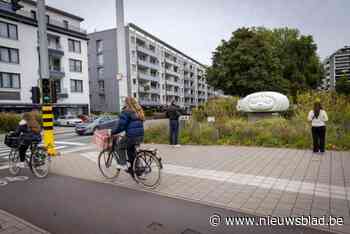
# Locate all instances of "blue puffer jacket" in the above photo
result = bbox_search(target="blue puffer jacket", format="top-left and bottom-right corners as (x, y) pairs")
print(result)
(111, 110), (144, 138)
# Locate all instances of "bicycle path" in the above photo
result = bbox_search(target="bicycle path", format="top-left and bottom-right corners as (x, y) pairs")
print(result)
(45, 144), (350, 234)
(0, 169), (333, 234)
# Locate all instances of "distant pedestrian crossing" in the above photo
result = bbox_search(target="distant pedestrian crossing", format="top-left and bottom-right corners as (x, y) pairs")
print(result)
(0, 145), (10, 161)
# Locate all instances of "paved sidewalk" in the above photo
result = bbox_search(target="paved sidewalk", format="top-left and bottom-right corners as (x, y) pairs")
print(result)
(0, 209), (49, 234)
(50, 144), (350, 234)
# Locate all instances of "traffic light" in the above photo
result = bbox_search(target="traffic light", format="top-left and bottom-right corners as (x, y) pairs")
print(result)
(11, 0), (23, 11)
(41, 79), (51, 104)
(31, 86), (41, 104)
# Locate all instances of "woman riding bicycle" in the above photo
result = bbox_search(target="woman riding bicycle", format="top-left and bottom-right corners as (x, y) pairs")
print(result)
(14, 111), (42, 167)
(111, 97), (145, 177)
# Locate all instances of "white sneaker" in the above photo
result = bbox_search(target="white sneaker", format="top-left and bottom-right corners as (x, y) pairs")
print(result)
(175, 144), (181, 148)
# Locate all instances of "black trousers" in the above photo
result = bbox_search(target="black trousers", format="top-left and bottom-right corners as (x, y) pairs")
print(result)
(115, 136), (143, 167)
(312, 126), (326, 153)
(169, 120), (179, 145)
(19, 144), (29, 162)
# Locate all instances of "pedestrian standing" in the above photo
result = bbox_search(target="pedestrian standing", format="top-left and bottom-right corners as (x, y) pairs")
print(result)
(308, 101), (328, 154)
(166, 100), (182, 147)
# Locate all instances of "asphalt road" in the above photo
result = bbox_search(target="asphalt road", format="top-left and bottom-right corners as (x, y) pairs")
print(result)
(0, 170), (333, 234)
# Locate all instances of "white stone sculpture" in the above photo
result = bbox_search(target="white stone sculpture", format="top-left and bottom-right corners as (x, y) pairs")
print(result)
(237, 92), (290, 112)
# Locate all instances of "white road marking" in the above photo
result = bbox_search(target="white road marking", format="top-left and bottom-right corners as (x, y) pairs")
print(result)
(80, 152), (349, 201)
(55, 141), (86, 146)
(60, 145), (97, 155)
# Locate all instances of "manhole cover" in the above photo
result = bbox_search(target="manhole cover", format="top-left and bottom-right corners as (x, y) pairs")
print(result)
(147, 222), (164, 231)
(182, 228), (202, 234)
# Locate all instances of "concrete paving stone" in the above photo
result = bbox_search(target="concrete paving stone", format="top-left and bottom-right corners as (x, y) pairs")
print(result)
(310, 208), (330, 217)
(330, 208), (350, 217)
(272, 208), (292, 217)
(331, 224), (350, 234)
(291, 208), (311, 216)
(275, 202), (294, 211)
(255, 208), (274, 216)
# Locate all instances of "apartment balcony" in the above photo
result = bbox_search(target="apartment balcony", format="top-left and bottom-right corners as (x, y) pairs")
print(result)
(12, 9), (87, 34)
(138, 73), (160, 82)
(58, 88), (69, 99)
(136, 45), (156, 56)
(165, 90), (180, 96)
(49, 67), (65, 79)
(149, 87), (161, 94)
(138, 59), (160, 70)
(139, 99), (160, 106)
(165, 58), (178, 66)
(165, 69), (180, 78)
(48, 44), (64, 57)
(165, 79), (180, 87)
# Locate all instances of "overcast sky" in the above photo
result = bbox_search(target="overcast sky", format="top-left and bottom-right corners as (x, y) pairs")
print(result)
(47, 0), (349, 65)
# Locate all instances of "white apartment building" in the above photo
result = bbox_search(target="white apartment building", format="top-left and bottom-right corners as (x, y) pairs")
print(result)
(88, 23), (222, 113)
(321, 46), (350, 90)
(0, 0), (89, 116)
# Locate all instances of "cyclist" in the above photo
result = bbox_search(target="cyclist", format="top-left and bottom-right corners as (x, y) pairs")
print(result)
(111, 97), (145, 177)
(14, 111), (42, 167)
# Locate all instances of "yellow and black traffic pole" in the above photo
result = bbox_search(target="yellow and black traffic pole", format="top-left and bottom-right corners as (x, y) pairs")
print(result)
(38, 0), (56, 156)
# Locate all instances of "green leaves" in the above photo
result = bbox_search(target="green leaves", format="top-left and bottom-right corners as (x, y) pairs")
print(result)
(206, 27), (324, 96)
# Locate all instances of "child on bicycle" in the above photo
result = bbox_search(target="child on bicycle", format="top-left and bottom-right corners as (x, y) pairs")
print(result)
(111, 97), (145, 177)
(14, 111), (42, 167)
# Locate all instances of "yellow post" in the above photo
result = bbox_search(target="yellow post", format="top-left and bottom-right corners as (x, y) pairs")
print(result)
(42, 105), (56, 156)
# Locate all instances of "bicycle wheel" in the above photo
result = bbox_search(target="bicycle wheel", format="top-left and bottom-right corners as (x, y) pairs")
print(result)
(98, 149), (120, 179)
(8, 149), (21, 176)
(30, 147), (50, 178)
(133, 151), (161, 188)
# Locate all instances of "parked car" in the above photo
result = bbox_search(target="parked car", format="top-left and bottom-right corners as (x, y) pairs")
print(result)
(75, 116), (117, 135)
(95, 117), (119, 131)
(56, 116), (83, 127)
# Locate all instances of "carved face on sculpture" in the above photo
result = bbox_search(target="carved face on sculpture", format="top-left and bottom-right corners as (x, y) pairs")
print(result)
(247, 95), (275, 111)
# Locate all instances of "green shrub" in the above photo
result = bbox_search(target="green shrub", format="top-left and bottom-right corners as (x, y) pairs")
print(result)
(144, 123), (169, 144)
(0, 113), (21, 132)
(143, 92), (350, 150)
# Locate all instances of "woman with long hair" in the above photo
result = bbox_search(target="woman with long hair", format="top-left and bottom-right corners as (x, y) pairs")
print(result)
(111, 97), (145, 176)
(14, 111), (42, 166)
(308, 101), (328, 154)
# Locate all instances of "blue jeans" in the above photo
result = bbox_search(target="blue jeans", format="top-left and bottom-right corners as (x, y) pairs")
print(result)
(169, 120), (179, 145)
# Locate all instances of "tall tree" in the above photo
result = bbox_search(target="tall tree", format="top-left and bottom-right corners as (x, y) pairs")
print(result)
(207, 27), (324, 96)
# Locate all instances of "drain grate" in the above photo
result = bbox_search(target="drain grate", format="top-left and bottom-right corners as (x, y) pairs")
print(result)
(181, 228), (202, 234)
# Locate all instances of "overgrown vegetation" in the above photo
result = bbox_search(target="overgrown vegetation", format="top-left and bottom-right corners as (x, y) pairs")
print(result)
(0, 113), (21, 133)
(144, 92), (350, 151)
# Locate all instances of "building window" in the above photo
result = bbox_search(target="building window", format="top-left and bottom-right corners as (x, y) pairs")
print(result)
(97, 67), (104, 79)
(0, 21), (18, 40)
(70, 79), (83, 92)
(68, 39), (81, 53)
(98, 80), (104, 91)
(46, 15), (50, 24)
(69, 59), (82, 72)
(0, 72), (20, 89)
(96, 40), (103, 53)
(0, 47), (19, 64)
(30, 10), (37, 20)
(63, 20), (68, 29)
(97, 54), (104, 66)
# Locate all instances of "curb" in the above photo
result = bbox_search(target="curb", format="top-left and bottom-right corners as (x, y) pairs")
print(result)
(0, 209), (50, 233)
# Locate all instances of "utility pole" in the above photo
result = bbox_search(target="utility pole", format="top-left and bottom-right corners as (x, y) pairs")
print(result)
(37, 0), (56, 156)
(116, 0), (130, 112)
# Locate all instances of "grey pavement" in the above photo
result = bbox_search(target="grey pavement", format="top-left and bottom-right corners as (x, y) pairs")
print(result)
(44, 144), (350, 234)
